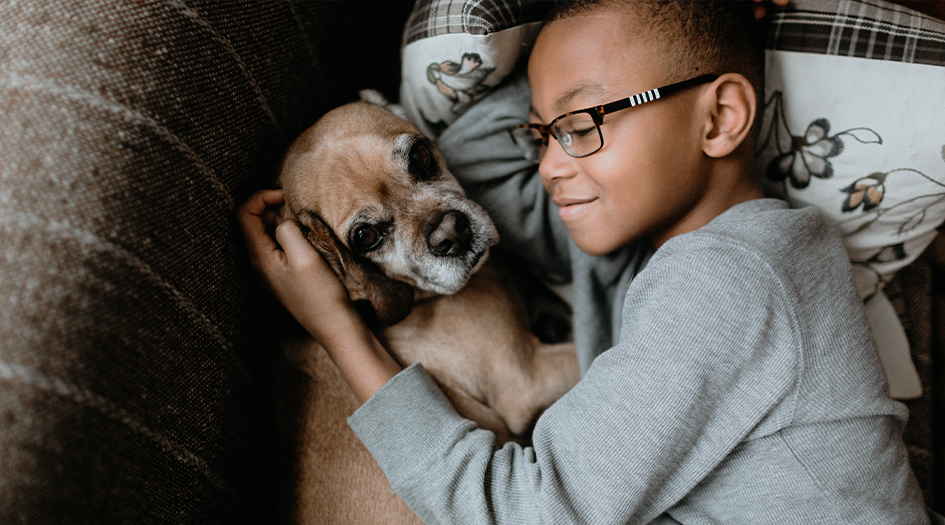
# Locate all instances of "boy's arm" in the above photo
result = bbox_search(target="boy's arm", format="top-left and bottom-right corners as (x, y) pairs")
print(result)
(435, 69), (573, 280)
(348, 242), (802, 524)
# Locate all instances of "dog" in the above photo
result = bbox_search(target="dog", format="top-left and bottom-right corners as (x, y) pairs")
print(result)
(271, 92), (580, 525)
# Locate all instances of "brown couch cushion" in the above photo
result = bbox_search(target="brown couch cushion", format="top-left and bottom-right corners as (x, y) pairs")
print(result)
(0, 1), (409, 522)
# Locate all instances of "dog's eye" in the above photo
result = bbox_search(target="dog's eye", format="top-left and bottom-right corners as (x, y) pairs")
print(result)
(351, 224), (383, 252)
(408, 140), (439, 181)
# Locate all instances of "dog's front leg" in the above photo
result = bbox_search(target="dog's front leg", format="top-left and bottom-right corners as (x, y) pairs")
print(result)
(490, 341), (580, 439)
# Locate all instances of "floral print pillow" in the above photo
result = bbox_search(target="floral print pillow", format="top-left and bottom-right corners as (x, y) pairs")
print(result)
(755, 49), (945, 398)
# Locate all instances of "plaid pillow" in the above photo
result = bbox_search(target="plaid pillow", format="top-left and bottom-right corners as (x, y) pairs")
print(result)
(766, 0), (945, 64)
(403, 0), (548, 44)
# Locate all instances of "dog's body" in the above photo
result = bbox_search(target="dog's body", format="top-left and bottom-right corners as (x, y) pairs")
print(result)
(274, 95), (579, 524)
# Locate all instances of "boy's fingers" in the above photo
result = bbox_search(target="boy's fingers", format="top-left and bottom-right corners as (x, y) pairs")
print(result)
(238, 189), (286, 263)
(238, 189), (284, 218)
(275, 220), (322, 269)
(239, 212), (277, 264)
(261, 208), (278, 227)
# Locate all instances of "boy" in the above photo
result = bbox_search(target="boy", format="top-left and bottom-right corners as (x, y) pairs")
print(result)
(239, 1), (928, 522)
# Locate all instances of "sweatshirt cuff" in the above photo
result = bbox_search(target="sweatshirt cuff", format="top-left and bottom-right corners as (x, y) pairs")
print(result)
(347, 363), (477, 479)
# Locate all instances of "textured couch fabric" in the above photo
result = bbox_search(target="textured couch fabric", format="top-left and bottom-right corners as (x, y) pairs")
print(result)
(932, 237), (945, 513)
(0, 1), (409, 523)
(0, 0), (940, 522)
(893, 255), (942, 510)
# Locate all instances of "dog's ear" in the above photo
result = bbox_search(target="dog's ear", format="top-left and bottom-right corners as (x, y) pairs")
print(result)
(359, 89), (409, 121)
(294, 210), (414, 327)
(275, 201), (293, 225)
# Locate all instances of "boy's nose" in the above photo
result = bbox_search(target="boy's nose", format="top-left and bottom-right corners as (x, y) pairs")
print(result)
(538, 139), (577, 183)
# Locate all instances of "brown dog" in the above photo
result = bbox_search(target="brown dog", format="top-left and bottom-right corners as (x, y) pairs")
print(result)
(273, 92), (579, 525)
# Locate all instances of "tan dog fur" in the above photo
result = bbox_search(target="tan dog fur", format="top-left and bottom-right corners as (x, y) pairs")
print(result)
(274, 96), (580, 524)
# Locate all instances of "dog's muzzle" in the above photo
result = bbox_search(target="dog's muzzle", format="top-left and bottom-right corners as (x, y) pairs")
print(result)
(427, 210), (473, 257)
(404, 194), (498, 295)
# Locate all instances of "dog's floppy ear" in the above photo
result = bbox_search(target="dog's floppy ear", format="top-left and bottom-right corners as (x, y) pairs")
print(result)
(293, 209), (414, 327)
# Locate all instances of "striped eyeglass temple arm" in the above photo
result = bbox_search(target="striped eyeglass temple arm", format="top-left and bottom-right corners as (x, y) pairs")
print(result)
(625, 74), (719, 107)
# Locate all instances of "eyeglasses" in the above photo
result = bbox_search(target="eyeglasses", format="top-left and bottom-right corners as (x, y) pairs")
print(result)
(510, 74), (719, 163)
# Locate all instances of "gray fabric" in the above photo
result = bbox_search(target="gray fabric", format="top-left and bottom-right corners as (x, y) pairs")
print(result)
(0, 1), (412, 522)
(351, 199), (928, 524)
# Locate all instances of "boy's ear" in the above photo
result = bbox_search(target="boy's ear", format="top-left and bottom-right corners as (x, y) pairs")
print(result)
(701, 73), (757, 159)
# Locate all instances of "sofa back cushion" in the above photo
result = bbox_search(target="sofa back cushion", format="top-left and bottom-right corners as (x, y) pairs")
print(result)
(0, 1), (411, 522)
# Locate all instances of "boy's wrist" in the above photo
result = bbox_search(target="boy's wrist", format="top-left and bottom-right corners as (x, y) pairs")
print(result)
(303, 304), (365, 349)
(307, 306), (403, 404)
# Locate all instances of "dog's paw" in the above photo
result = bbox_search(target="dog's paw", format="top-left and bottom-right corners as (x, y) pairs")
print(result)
(359, 89), (409, 120)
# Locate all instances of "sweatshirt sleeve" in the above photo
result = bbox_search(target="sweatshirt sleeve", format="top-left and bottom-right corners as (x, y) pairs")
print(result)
(434, 69), (573, 280)
(348, 236), (801, 524)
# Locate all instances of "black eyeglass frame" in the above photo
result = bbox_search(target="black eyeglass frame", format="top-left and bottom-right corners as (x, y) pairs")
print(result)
(510, 73), (720, 160)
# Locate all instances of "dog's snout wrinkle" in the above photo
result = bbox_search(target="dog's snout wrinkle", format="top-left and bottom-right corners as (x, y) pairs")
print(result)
(428, 210), (473, 257)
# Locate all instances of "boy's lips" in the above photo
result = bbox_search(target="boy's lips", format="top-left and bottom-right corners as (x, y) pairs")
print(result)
(553, 196), (599, 221)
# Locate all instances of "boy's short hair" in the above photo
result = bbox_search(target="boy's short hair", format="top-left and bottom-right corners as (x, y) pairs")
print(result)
(546, 0), (765, 97)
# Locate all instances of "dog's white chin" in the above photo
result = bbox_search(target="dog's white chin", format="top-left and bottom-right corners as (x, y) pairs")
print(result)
(413, 247), (490, 295)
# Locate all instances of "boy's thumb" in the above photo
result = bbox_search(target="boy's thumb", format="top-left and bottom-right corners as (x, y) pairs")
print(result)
(275, 220), (319, 267)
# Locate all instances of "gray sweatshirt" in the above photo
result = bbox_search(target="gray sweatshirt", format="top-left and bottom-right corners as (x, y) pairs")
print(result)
(347, 72), (928, 524)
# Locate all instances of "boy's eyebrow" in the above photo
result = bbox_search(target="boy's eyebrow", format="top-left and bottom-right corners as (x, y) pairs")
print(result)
(558, 83), (607, 110)
(530, 82), (610, 122)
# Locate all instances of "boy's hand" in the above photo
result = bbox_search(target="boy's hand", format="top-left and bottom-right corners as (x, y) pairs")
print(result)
(237, 189), (358, 345)
(237, 189), (402, 403)
(751, 0), (789, 19)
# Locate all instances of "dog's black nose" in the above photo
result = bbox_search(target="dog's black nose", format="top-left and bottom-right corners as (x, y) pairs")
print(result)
(428, 210), (472, 257)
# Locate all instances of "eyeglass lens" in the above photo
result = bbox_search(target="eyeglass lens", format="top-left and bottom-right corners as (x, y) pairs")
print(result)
(512, 112), (603, 164)
(554, 113), (601, 158)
